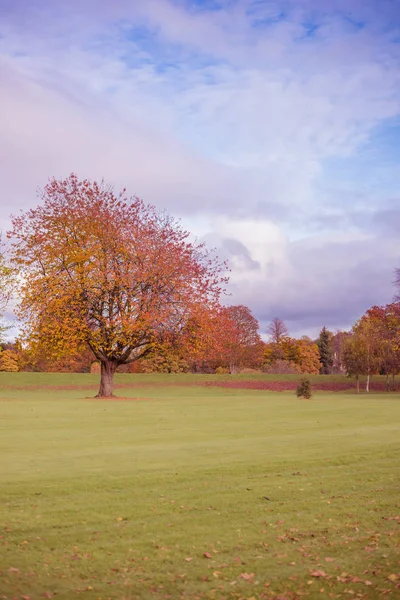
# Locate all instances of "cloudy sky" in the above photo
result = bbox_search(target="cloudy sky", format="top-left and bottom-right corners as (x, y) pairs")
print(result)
(1, 0), (399, 337)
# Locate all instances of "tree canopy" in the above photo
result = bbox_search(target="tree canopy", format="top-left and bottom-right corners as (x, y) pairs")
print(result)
(10, 174), (228, 396)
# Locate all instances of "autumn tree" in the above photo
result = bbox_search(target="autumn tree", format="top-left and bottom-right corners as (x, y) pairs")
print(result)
(365, 303), (400, 390)
(18, 339), (95, 373)
(344, 316), (382, 392)
(264, 334), (320, 374)
(214, 305), (263, 372)
(317, 326), (333, 374)
(331, 330), (350, 373)
(0, 349), (19, 372)
(343, 335), (365, 393)
(140, 343), (190, 373)
(10, 174), (227, 396)
(264, 318), (289, 367)
(292, 337), (322, 374)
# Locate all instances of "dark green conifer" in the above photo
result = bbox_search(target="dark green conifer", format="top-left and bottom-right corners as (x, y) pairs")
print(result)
(317, 326), (333, 374)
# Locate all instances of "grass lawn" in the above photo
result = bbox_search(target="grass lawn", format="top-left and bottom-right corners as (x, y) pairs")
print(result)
(0, 373), (399, 599)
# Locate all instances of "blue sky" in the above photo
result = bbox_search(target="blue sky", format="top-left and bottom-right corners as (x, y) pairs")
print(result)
(0, 0), (399, 337)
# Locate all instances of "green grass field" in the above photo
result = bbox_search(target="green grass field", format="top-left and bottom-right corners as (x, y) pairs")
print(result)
(1, 373), (399, 599)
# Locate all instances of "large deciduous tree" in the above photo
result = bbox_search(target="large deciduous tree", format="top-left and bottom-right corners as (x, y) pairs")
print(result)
(10, 174), (227, 397)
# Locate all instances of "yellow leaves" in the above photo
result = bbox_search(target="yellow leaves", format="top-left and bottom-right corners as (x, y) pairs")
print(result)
(388, 573), (398, 582)
(0, 349), (19, 372)
(10, 174), (229, 376)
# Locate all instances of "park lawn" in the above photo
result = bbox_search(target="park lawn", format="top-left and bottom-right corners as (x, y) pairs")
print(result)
(0, 375), (399, 599)
(0, 371), (388, 387)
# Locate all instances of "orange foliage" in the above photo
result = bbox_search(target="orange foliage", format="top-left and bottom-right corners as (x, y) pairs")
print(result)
(264, 335), (321, 374)
(209, 305), (264, 372)
(10, 174), (228, 395)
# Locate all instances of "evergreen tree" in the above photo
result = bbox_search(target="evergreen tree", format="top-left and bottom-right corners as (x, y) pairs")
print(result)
(317, 326), (333, 374)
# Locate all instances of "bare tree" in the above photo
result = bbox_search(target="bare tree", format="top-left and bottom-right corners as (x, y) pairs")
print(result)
(395, 268), (400, 301)
(267, 317), (288, 344)
(0, 236), (14, 340)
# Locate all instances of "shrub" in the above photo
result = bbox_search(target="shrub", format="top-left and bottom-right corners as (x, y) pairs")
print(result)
(296, 377), (312, 399)
(215, 366), (230, 374)
(263, 359), (300, 374)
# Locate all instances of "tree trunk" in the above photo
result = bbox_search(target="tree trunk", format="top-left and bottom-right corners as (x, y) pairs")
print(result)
(386, 372), (389, 392)
(356, 375), (360, 394)
(365, 373), (370, 393)
(96, 360), (118, 397)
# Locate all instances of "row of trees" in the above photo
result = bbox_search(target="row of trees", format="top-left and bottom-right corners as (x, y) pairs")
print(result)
(3, 301), (399, 392)
(0, 174), (399, 395)
(343, 303), (400, 392)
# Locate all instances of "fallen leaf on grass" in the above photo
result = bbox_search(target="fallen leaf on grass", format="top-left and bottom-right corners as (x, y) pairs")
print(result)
(325, 557), (335, 562)
(310, 570), (327, 578)
(240, 572), (255, 581)
(388, 574), (398, 582)
(203, 552), (212, 558)
(185, 557), (193, 562)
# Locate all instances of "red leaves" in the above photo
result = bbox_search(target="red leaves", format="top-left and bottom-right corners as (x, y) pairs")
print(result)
(206, 305), (264, 372)
(9, 174), (229, 392)
(310, 569), (327, 578)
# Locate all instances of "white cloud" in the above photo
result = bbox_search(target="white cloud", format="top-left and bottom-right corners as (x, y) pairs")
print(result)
(0, 0), (399, 334)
